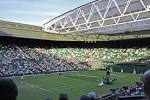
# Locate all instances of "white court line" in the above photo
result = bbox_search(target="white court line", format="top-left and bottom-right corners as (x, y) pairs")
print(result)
(17, 75), (99, 98)
(67, 73), (97, 77)
(18, 73), (98, 93)
(23, 82), (51, 93)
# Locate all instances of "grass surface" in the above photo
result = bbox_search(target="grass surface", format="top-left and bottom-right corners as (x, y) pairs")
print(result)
(14, 70), (140, 100)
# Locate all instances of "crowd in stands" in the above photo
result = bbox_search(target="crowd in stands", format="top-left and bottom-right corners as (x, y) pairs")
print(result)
(0, 44), (91, 77)
(42, 48), (150, 63)
(1, 43), (150, 76)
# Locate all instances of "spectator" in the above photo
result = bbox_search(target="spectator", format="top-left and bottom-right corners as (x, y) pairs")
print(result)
(143, 70), (150, 100)
(59, 92), (68, 100)
(88, 92), (96, 100)
(80, 95), (90, 100)
(0, 78), (18, 100)
(45, 97), (53, 100)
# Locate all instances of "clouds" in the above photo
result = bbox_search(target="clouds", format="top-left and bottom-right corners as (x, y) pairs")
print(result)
(0, 0), (92, 26)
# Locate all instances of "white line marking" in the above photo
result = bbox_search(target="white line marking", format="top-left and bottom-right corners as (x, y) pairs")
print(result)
(67, 73), (97, 78)
(24, 82), (50, 93)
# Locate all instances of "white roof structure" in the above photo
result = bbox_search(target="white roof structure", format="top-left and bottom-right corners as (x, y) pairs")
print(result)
(43, 0), (150, 34)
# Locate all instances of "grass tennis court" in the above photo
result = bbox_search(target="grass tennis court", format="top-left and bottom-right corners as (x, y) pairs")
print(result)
(14, 70), (140, 100)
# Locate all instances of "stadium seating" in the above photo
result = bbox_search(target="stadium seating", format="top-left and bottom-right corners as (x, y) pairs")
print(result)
(1, 43), (150, 76)
(0, 44), (91, 76)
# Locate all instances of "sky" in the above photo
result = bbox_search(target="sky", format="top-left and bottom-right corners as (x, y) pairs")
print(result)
(0, 0), (92, 26)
